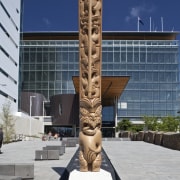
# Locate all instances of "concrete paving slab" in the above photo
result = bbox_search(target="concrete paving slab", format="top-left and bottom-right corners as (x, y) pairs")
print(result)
(0, 140), (78, 180)
(102, 141), (180, 180)
(0, 140), (180, 180)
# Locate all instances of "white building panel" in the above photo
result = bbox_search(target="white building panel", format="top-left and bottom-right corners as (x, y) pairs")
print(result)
(0, 72), (18, 97)
(0, 5), (19, 44)
(0, 0), (21, 114)
(0, 28), (19, 60)
(0, 75), (18, 114)
(1, 0), (21, 27)
(0, 50), (18, 80)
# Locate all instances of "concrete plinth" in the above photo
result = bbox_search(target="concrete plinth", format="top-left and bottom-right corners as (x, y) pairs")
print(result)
(60, 148), (120, 180)
(69, 169), (112, 180)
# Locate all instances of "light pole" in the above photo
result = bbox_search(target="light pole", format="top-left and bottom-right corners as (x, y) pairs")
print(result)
(43, 101), (49, 116)
(29, 95), (36, 136)
(43, 101), (47, 116)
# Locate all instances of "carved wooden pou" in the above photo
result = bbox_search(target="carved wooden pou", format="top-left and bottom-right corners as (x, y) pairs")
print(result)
(79, 0), (102, 172)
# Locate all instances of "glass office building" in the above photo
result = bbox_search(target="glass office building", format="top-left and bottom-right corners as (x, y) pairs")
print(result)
(20, 32), (180, 128)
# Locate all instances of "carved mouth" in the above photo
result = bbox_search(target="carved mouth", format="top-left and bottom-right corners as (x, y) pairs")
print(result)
(83, 127), (96, 135)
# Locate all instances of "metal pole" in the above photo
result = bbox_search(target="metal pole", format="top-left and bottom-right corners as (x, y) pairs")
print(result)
(43, 101), (44, 116)
(137, 17), (139, 32)
(29, 96), (36, 136)
(161, 17), (164, 32)
(115, 96), (118, 137)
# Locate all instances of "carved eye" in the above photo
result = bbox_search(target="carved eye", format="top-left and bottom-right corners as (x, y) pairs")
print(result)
(85, 91), (88, 96)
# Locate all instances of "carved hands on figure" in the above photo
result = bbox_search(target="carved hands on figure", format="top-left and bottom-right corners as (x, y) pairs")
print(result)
(79, 105), (102, 171)
(79, 129), (102, 171)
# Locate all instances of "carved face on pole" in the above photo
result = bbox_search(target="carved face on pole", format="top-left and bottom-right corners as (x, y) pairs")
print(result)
(80, 105), (102, 136)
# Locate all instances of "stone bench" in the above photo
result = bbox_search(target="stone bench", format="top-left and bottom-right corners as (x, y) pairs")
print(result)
(35, 150), (59, 160)
(48, 137), (60, 141)
(66, 138), (79, 144)
(0, 175), (22, 180)
(0, 163), (34, 179)
(47, 150), (59, 160)
(61, 140), (76, 147)
(35, 150), (48, 160)
(43, 145), (65, 155)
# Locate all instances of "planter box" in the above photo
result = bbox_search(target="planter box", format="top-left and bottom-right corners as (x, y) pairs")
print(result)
(162, 132), (180, 150)
(154, 132), (164, 145)
(136, 131), (144, 141)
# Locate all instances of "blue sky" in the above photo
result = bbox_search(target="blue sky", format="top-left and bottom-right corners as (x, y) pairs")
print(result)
(23, 0), (180, 38)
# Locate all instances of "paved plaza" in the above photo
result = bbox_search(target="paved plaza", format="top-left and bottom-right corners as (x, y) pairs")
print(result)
(0, 139), (180, 180)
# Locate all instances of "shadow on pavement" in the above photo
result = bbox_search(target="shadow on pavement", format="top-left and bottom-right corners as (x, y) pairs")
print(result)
(52, 167), (66, 177)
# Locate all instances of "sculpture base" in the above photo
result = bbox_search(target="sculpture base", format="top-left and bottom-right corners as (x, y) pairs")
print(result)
(69, 169), (112, 180)
(60, 148), (121, 180)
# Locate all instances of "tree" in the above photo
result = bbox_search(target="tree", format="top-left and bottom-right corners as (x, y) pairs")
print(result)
(0, 101), (15, 143)
(130, 124), (144, 133)
(116, 119), (132, 132)
(143, 116), (158, 131)
(158, 116), (179, 132)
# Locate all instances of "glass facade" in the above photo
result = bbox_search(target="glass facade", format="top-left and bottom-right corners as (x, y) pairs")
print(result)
(20, 40), (79, 98)
(20, 35), (180, 122)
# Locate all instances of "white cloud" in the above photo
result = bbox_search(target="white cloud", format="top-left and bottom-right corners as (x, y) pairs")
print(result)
(130, 7), (141, 17)
(43, 17), (51, 26)
(125, 3), (156, 22)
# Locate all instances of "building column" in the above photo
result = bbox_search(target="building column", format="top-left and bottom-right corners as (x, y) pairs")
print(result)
(114, 96), (119, 138)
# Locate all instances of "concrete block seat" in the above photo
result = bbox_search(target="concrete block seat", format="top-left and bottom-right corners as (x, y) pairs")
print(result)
(0, 163), (34, 179)
(35, 150), (59, 160)
(61, 139), (77, 147)
(66, 138), (79, 144)
(43, 145), (65, 155)
(0, 163), (14, 176)
(35, 150), (48, 160)
(47, 150), (59, 160)
(15, 164), (34, 179)
(0, 175), (22, 180)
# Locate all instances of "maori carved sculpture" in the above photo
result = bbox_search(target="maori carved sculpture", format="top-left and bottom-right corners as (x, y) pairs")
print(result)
(79, 0), (102, 172)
